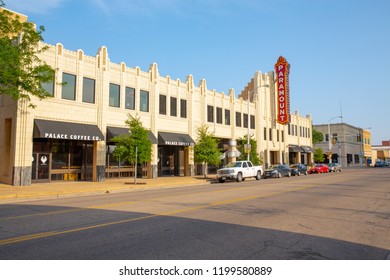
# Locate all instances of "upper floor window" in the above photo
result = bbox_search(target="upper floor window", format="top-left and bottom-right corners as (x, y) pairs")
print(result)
(170, 97), (177, 117)
(140, 90), (149, 112)
(225, 109), (230, 125)
(180, 99), (187, 118)
(62, 73), (76, 100)
(125, 87), (135, 110)
(41, 74), (54, 96)
(159, 94), (167, 115)
(236, 112), (241, 127)
(216, 107), (222, 124)
(243, 113), (248, 128)
(250, 115), (255, 129)
(109, 83), (120, 107)
(82, 77), (95, 103)
(207, 105), (214, 122)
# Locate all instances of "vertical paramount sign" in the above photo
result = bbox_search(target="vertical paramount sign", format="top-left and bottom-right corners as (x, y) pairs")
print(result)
(275, 56), (290, 125)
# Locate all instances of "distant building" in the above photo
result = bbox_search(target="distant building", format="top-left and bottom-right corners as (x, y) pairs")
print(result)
(313, 123), (372, 167)
(372, 141), (390, 165)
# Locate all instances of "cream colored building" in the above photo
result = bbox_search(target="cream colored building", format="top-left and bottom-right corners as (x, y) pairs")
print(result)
(0, 25), (313, 186)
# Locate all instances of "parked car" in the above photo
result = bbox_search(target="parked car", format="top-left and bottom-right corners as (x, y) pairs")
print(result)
(374, 161), (384, 167)
(290, 164), (308, 176)
(263, 164), (291, 179)
(216, 160), (263, 183)
(308, 164), (329, 174)
(328, 163), (342, 172)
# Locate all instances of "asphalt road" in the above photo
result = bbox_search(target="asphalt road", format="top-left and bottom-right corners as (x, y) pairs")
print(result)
(0, 168), (389, 260)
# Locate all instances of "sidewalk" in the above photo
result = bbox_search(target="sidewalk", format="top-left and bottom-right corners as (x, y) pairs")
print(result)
(0, 175), (215, 202)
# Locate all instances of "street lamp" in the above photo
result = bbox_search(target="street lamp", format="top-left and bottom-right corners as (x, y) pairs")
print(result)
(328, 116), (342, 163)
(247, 84), (269, 161)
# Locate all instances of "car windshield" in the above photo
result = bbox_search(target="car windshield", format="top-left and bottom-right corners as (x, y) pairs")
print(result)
(225, 162), (242, 168)
(290, 165), (299, 168)
(314, 164), (322, 167)
(269, 165), (279, 170)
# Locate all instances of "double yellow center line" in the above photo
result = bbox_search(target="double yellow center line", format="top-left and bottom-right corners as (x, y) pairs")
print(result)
(0, 183), (319, 246)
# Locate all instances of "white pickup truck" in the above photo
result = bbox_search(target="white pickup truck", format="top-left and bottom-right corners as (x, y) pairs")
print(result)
(216, 160), (263, 183)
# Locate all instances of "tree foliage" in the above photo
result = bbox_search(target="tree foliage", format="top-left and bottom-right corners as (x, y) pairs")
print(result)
(312, 126), (324, 145)
(237, 134), (262, 165)
(194, 125), (221, 177)
(0, 8), (55, 107)
(313, 147), (325, 163)
(112, 114), (151, 165)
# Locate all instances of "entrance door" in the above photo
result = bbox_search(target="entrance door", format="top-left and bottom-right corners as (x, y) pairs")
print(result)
(82, 143), (94, 180)
(32, 153), (50, 182)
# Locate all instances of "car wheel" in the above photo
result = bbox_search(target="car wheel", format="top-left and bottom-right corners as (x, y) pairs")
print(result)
(277, 172), (282, 178)
(236, 172), (243, 182)
(218, 179), (225, 183)
(287, 171), (291, 177)
(305, 171), (308, 175)
(256, 170), (262, 180)
(297, 171), (301, 176)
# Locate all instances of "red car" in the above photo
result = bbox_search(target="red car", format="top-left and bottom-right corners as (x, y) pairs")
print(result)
(308, 164), (329, 174)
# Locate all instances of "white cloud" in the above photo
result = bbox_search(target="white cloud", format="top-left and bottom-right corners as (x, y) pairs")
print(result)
(5, 0), (67, 15)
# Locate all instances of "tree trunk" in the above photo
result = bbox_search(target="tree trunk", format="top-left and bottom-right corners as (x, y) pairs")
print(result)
(203, 162), (208, 179)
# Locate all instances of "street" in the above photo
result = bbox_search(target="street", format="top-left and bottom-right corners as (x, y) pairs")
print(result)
(0, 168), (389, 260)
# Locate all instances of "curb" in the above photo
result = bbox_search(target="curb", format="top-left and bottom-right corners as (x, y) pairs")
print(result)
(0, 178), (214, 202)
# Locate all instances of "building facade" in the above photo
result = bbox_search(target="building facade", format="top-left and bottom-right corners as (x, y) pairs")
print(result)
(313, 123), (372, 167)
(0, 21), (313, 186)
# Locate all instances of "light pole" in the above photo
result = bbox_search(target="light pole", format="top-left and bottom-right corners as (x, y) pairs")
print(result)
(328, 116), (342, 163)
(247, 84), (269, 161)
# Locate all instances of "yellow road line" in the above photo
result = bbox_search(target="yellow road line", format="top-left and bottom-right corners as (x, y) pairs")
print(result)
(0, 183), (318, 246)
(0, 184), (253, 222)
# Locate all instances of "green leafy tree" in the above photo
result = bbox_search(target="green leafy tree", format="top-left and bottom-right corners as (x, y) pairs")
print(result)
(194, 125), (221, 178)
(237, 134), (262, 165)
(0, 8), (55, 107)
(312, 126), (324, 145)
(112, 114), (151, 166)
(313, 147), (325, 163)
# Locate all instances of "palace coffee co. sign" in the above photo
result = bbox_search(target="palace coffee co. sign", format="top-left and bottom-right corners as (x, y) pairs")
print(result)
(274, 56), (290, 125)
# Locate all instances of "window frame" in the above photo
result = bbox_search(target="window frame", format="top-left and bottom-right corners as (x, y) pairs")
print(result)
(62, 72), (76, 100)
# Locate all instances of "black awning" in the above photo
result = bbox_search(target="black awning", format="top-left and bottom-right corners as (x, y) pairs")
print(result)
(301, 146), (314, 153)
(289, 145), (305, 153)
(106, 126), (158, 144)
(34, 119), (104, 141)
(158, 132), (195, 146)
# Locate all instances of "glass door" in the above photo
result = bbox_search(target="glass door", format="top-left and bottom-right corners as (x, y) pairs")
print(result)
(32, 153), (50, 182)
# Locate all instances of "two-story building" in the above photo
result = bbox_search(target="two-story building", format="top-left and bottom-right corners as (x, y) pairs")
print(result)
(0, 9), (313, 186)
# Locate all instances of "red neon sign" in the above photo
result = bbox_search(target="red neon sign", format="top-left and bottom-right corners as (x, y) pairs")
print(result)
(274, 56), (290, 125)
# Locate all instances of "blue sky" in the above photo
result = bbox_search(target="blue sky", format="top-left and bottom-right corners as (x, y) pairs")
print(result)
(6, 0), (390, 144)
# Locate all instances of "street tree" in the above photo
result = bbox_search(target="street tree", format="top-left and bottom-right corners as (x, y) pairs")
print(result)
(313, 147), (325, 163)
(112, 114), (151, 169)
(0, 8), (55, 107)
(312, 126), (324, 145)
(194, 124), (221, 178)
(237, 134), (262, 165)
